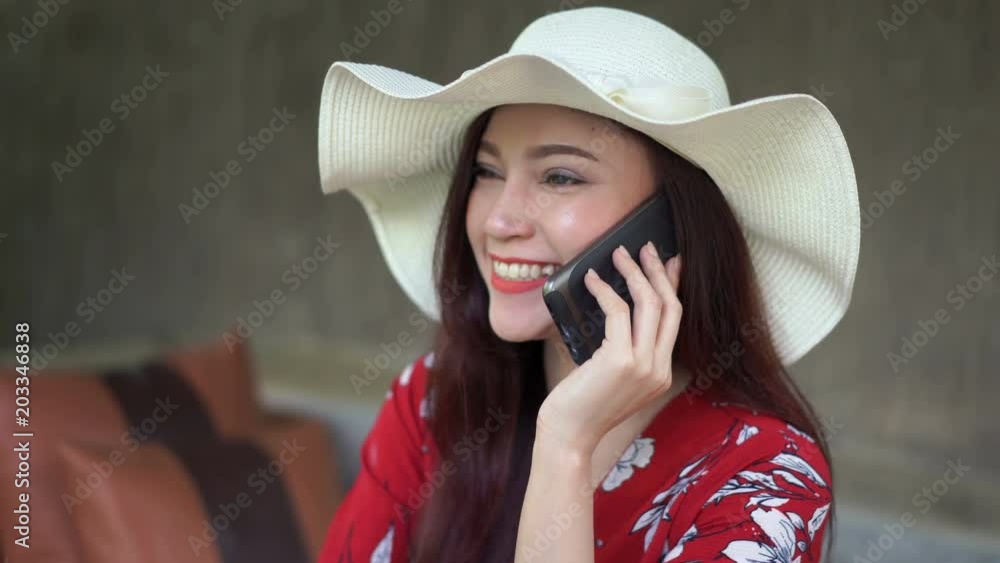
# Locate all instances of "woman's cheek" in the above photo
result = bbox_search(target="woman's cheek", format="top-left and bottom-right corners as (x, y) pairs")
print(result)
(465, 192), (490, 238)
(550, 207), (598, 257)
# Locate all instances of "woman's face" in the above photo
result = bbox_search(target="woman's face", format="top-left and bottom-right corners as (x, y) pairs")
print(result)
(466, 103), (658, 342)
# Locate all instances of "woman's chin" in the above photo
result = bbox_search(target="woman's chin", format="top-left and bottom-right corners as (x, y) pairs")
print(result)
(489, 308), (551, 342)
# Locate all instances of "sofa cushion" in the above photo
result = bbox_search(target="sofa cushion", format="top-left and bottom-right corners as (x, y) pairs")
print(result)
(59, 414), (341, 563)
(0, 337), (259, 563)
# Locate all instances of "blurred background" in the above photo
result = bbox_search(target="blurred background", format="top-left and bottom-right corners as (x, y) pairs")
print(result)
(1, 1), (998, 562)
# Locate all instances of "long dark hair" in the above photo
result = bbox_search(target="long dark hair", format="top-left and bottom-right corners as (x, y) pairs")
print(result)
(410, 105), (835, 563)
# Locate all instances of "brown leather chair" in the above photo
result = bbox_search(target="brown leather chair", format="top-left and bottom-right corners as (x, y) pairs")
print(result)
(1, 336), (341, 563)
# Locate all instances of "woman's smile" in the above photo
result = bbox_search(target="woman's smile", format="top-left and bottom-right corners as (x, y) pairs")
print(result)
(489, 253), (560, 293)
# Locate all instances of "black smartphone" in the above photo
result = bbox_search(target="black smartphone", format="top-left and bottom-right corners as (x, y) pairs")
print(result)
(542, 189), (678, 365)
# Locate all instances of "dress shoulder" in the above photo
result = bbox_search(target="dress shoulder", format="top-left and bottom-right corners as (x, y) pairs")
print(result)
(316, 350), (437, 563)
(652, 400), (833, 562)
(385, 350), (435, 427)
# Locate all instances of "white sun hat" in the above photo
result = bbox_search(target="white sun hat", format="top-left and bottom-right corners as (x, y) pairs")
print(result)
(317, 5), (860, 366)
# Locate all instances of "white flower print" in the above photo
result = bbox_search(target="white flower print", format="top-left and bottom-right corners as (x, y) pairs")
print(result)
(418, 387), (435, 420)
(737, 423), (759, 445)
(631, 447), (719, 552)
(602, 437), (655, 492)
(784, 423), (816, 444)
(787, 510), (805, 531)
(400, 361), (415, 385)
(631, 452), (710, 551)
(424, 351), (435, 368)
(371, 523), (393, 563)
(708, 469), (791, 506)
(631, 421), (742, 552)
(722, 507), (802, 563)
(772, 453), (827, 488)
(772, 469), (806, 489)
(630, 417), (830, 562)
(747, 494), (790, 508)
(419, 394), (430, 419)
(807, 503), (830, 540)
(661, 523), (697, 562)
(738, 470), (786, 491)
(708, 449), (829, 509)
(385, 389), (393, 400)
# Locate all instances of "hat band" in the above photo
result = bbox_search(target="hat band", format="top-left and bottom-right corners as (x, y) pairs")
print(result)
(603, 80), (713, 121)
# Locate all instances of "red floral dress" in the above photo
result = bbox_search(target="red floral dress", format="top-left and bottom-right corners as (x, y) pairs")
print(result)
(318, 351), (833, 563)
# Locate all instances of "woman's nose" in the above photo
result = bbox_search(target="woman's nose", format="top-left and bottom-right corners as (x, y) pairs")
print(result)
(483, 180), (535, 240)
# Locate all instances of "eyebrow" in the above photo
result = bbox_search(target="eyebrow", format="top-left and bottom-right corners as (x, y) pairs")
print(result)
(478, 140), (599, 162)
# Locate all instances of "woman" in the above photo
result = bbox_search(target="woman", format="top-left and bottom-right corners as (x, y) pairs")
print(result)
(315, 6), (859, 563)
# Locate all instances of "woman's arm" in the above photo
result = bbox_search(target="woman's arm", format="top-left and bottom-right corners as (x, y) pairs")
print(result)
(515, 435), (596, 563)
(513, 245), (683, 562)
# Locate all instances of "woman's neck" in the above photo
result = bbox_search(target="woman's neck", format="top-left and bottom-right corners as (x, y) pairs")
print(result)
(542, 332), (578, 392)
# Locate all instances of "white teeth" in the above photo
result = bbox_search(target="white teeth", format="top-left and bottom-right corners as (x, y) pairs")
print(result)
(492, 259), (559, 281)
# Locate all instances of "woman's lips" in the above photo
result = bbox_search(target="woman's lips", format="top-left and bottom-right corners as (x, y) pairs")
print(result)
(490, 269), (549, 294)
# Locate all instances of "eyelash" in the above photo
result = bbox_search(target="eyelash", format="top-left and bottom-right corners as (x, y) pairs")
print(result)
(472, 163), (583, 187)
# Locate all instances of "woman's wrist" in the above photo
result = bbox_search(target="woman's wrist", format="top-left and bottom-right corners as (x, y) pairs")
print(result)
(536, 406), (602, 456)
(518, 419), (597, 563)
(532, 424), (595, 471)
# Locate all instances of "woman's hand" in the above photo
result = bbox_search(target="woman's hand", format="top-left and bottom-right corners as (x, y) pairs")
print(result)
(537, 241), (683, 454)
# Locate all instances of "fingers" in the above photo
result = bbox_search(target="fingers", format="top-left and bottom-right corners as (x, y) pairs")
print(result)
(644, 250), (683, 372)
(582, 242), (683, 378)
(641, 244), (681, 300)
(583, 265), (632, 359)
(612, 244), (661, 372)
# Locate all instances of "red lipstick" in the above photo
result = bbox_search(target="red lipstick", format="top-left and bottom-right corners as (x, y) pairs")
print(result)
(487, 253), (557, 295)
(490, 270), (549, 294)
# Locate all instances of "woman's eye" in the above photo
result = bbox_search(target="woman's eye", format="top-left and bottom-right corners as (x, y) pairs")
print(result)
(472, 163), (499, 180)
(471, 163), (581, 187)
(544, 171), (582, 186)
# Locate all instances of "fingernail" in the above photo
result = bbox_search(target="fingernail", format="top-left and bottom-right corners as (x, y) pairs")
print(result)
(587, 267), (596, 278)
(646, 241), (658, 259)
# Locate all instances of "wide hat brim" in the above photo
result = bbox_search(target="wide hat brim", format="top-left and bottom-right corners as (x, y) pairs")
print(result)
(318, 51), (860, 367)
